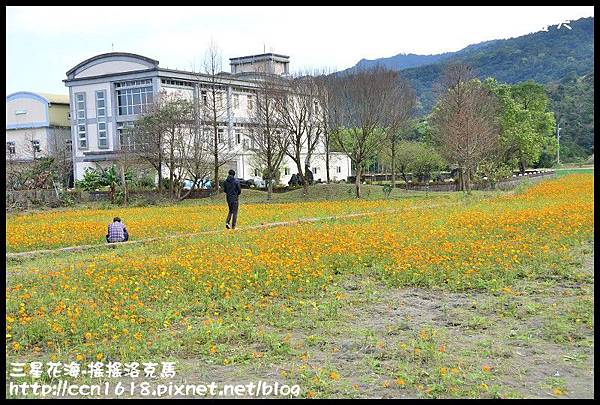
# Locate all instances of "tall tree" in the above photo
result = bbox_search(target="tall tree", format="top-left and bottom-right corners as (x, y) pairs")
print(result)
(314, 73), (333, 183)
(327, 67), (398, 198)
(430, 64), (500, 192)
(200, 41), (235, 194)
(249, 71), (289, 200)
(133, 91), (167, 192)
(381, 74), (417, 187)
(276, 74), (322, 196)
(484, 79), (556, 173)
(133, 91), (194, 198)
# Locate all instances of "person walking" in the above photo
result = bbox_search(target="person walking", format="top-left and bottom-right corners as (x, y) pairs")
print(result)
(106, 217), (129, 243)
(223, 169), (241, 229)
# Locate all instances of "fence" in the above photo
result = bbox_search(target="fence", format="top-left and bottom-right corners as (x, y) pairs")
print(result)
(396, 170), (555, 192)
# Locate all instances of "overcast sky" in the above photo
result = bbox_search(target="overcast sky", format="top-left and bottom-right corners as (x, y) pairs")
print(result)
(6, 6), (594, 95)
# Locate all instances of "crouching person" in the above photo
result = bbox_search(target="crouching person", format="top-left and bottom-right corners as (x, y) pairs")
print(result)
(106, 217), (129, 243)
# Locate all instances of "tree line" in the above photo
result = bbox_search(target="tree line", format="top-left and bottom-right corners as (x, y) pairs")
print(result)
(122, 53), (559, 200)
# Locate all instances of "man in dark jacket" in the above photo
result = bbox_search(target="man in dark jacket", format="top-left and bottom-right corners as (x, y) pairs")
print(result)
(223, 169), (241, 229)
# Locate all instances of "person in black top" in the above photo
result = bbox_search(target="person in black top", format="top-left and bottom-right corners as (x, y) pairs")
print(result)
(223, 169), (241, 229)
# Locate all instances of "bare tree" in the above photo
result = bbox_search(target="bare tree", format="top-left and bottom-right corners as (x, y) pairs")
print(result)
(133, 91), (167, 192)
(430, 64), (500, 192)
(275, 74), (322, 196)
(47, 132), (73, 189)
(248, 72), (289, 200)
(114, 126), (140, 205)
(327, 67), (399, 198)
(200, 40), (236, 194)
(133, 91), (195, 198)
(162, 97), (195, 198)
(177, 102), (212, 201)
(381, 75), (417, 188)
(314, 72), (333, 183)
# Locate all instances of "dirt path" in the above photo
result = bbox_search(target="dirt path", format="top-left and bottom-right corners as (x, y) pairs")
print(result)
(172, 246), (594, 399)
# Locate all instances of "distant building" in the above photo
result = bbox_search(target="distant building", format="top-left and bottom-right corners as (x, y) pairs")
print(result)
(63, 52), (351, 184)
(6, 92), (72, 162)
(230, 53), (290, 76)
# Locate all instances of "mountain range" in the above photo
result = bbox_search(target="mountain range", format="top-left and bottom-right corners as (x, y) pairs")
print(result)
(342, 16), (594, 158)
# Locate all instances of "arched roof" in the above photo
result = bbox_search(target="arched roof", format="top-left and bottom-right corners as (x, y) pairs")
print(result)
(66, 52), (159, 79)
(6, 91), (51, 104)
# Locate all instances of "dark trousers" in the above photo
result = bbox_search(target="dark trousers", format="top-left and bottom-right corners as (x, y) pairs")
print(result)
(226, 199), (239, 228)
(106, 231), (128, 243)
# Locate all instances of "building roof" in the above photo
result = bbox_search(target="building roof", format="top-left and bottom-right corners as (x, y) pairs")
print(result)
(65, 52), (159, 77)
(38, 93), (69, 104)
(6, 91), (69, 105)
(230, 53), (290, 62)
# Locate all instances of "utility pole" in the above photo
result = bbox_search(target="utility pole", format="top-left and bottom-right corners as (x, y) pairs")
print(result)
(556, 121), (562, 165)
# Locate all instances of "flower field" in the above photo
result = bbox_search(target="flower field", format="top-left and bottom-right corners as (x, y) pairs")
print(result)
(6, 175), (594, 398)
(6, 174), (593, 368)
(6, 194), (453, 253)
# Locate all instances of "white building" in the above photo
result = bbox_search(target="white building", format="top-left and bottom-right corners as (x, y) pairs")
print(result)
(63, 52), (351, 185)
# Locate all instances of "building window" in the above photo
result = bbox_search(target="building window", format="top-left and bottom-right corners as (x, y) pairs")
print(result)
(6, 141), (16, 155)
(217, 93), (223, 109)
(76, 93), (87, 149)
(202, 91), (207, 106)
(160, 78), (193, 87)
(116, 85), (153, 116)
(233, 94), (239, 109)
(117, 121), (135, 151)
(337, 166), (341, 173)
(96, 90), (108, 148)
(96, 90), (106, 118)
(235, 130), (241, 144)
(66, 139), (72, 153)
(98, 122), (108, 148)
(32, 140), (41, 153)
(314, 100), (320, 115)
(284, 167), (290, 175)
(247, 95), (253, 110)
(254, 168), (259, 177)
(313, 167), (318, 174)
(15, 110), (27, 116)
(115, 79), (152, 88)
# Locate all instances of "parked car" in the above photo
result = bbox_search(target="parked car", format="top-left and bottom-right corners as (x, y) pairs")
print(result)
(246, 176), (266, 189)
(182, 178), (212, 190)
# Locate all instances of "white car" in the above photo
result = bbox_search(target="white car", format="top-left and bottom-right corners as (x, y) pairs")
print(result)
(248, 176), (266, 188)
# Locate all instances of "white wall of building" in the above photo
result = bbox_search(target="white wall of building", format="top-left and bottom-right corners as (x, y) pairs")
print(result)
(6, 128), (48, 160)
(69, 82), (115, 156)
(76, 60), (153, 79)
